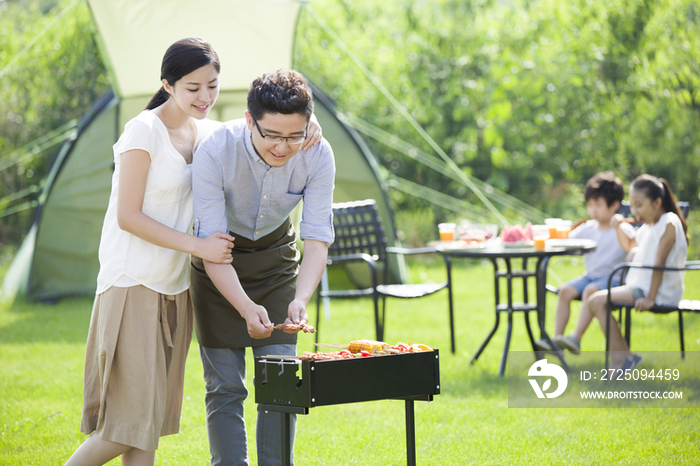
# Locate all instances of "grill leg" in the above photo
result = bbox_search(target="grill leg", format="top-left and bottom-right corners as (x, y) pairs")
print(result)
(679, 311), (685, 359)
(281, 412), (292, 466)
(405, 400), (416, 466)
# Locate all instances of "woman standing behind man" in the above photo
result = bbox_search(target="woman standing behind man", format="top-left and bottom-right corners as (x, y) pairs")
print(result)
(64, 38), (322, 466)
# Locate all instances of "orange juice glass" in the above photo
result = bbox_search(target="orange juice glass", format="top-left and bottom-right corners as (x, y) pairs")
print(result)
(438, 223), (456, 242)
(531, 225), (550, 250)
(556, 220), (572, 239)
(545, 218), (562, 239)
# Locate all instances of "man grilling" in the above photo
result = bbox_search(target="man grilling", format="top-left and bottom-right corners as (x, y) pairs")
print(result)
(190, 69), (335, 466)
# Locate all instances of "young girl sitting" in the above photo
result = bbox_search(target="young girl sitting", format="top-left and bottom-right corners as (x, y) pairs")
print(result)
(579, 174), (688, 369)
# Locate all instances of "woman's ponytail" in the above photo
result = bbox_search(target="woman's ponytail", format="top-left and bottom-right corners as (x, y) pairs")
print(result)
(145, 86), (170, 110)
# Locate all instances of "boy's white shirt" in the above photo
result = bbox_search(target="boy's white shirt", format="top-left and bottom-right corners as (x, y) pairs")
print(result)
(569, 220), (635, 279)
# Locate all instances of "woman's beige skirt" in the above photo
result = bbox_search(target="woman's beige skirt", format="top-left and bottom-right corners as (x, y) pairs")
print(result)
(79, 285), (192, 451)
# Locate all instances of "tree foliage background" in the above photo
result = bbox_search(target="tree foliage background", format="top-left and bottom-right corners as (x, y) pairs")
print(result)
(1, 0), (699, 256)
(0, 0), (109, 248)
(294, 0), (700, 251)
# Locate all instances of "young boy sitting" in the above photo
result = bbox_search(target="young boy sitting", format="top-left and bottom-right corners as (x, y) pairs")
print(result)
(535, 171), (635, 353)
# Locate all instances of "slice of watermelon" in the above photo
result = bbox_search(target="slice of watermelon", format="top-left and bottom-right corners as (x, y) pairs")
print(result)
(504, 228), (525, 243)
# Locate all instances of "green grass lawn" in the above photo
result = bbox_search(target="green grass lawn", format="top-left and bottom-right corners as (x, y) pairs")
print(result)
(1, 257), (699, 465)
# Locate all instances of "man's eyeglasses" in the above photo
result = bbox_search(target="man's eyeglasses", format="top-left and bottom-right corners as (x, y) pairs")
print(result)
(251, 115), (308, 146)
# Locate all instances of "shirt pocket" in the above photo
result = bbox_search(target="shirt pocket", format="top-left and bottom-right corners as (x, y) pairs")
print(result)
(273, 192), (304, 214)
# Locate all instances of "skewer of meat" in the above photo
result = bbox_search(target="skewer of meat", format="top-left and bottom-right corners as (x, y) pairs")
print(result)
(273, 322), (316, 333)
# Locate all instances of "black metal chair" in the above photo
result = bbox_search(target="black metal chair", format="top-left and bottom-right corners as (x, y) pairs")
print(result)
(315, 199), (455, 352)
(604, 261), (700, 368)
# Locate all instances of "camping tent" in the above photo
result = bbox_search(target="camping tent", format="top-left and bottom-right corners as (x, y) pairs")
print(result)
(3, 0), (402, 301)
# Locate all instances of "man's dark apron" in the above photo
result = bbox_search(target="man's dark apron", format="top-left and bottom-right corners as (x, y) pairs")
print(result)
(190, 218), (300, 348)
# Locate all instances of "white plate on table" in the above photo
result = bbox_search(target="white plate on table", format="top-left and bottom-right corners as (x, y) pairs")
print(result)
(546, 238), (596, 248)
(502, 240), (534, 248)
(433, 240), (487, 250)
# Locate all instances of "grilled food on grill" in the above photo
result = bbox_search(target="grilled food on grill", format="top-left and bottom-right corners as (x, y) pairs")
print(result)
(348, 340), (433, 354)
(273, 323), (317, 333)
(299, 341), (434, 360)
(390, 341), (433, 353)
(298, 350), (356, 360)
(348, 339), (389, 354)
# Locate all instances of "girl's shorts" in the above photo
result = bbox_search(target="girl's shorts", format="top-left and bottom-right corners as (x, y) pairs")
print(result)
(562, 274), (621, 297)
(630, 287), (646, 299)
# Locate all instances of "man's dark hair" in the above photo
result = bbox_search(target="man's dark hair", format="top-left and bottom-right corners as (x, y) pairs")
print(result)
(583, 171), (624, 207)
(247, 69), (313, 120)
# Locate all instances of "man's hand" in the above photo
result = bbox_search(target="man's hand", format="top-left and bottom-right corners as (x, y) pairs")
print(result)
(242, 303), (274, 339)
(278, 299), (309, 333)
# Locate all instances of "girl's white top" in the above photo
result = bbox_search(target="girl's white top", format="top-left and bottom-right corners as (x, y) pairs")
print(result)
(96, 110), (221, 295)
(625, 212), (688, 306)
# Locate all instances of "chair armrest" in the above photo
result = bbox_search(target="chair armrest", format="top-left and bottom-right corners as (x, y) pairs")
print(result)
(327, 252), (377, 268)
(627, 262), (698, 272)
(385, 246), (452, 280)
(326, 253), (379, 289)
(609, 261), (700, 281)
(606, 261), (699, 309)
(604, 260), (697, 363)
(385, 246), (437, 255)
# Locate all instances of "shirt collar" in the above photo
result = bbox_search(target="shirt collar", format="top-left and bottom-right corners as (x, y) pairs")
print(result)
(243, 125), (270, 167)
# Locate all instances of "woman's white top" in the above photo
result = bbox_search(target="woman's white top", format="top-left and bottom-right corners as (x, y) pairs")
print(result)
(625, 212), (688, 306)
(96, 110), (221, 295)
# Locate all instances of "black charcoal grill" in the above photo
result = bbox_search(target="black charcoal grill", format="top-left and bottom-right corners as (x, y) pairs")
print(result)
(255, 349), (440, 466)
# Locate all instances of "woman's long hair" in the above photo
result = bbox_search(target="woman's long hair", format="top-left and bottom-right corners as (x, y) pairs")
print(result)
(631, 174), (689, 244)
(145, 38), (220, 110)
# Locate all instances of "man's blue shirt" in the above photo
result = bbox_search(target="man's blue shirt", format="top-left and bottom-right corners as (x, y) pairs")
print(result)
(192, 118), (335, 244)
